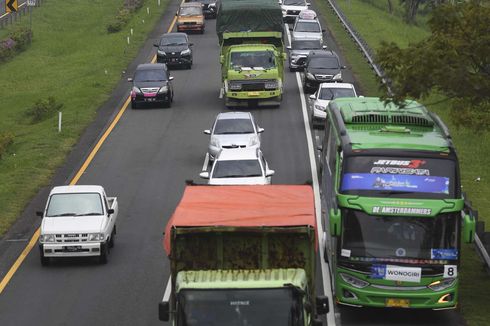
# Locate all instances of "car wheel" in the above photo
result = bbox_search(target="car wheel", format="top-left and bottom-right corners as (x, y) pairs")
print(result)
(99, 242), (109, 264)
(289, 67), (295, 73)
(40, 250), (50, 266)
(131, 101), (139, 109)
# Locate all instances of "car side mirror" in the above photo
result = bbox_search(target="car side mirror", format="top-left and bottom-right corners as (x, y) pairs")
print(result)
(341, 65), (347, 69)
(316, 295), (329, 315)
(463, 213), (475, 243)
(36, 211), (43, 218)
(159, 301), (170, 321)
(257, 127), (265, 133)
(169, 76), (174, 81)
(107, 208), (115, 216)
(266, 169), (275, 177)
(322, 29), (326, 33)
(322, 45), (327, 49)
(306, 3), (311, 6)
(309, 94), (316, 100)
(286, 46), (292, 50)
(329, 208), (341, 237)
(127, 77), (133, 82)
(199, 172), (210, 179)
(203, 129), (211, 135)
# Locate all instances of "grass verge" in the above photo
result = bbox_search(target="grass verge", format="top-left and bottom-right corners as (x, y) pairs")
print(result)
(0, 0), (169, 235)
(315, 1), (490, 325)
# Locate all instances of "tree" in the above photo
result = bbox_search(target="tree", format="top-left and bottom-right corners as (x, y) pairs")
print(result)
(400, 0), (425, 23)
(377, 0), (490, 129)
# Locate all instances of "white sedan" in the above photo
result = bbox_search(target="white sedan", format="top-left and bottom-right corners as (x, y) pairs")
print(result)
(199, 148), (274, 185)
(309, 82), (357, 126)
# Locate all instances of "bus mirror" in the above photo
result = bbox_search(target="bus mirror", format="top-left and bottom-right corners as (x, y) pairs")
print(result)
(463, 213), (475, 243)
(329, 208), (341, 237)
(316, 295), (329, 315)
(159, 301), (170, 321)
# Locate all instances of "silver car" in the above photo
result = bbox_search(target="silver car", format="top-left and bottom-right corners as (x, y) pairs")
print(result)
(204, 112), (264, 160)
(309, 82), (357, 126)
(199, 148), (274, 185)
(287, 38), (326, 71)
(280, 0), (310, 23)
(291, 18), (324, 44)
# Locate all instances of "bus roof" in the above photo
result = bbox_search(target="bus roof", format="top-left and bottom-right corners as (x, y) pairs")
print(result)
(329, 97), (453, 153)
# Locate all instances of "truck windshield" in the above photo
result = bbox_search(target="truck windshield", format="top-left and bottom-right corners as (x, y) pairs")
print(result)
(230, 51), (276, 70)
(340, 209), (459, 264)
(213, 160), (263, 178)
(46, 193), (104, 217)
(341, 156), (456, 199)
(177, 288), (303, 326)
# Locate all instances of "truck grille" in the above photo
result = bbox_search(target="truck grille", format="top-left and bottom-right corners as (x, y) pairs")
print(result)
(55, 233), (89, 243)
(242, 83), (265, 91)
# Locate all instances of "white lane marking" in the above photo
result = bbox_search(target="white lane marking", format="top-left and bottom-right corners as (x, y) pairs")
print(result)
(162, 277), (172, 302)
(219, 87), (224, 99)
(286, 22), (337, 326)
(202, 152), (210, 171)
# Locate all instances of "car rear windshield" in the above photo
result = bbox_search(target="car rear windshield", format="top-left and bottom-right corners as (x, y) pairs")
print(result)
(309, 56), (339, 69)
(213, 160), (263, 178)
(295, 21), (321, 33)
(180, 6), (201, 16)
(292, 39), (321, 50)
(134, 69), (168, 82)
(214, 118), (255, 134)
(319, 87), (355, 100)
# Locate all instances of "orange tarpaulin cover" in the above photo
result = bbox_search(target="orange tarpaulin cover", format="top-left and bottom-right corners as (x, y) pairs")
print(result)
(164, 185), (316, 255)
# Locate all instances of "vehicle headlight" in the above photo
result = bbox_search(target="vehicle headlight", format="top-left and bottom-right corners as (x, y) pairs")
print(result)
(157, 50), (166, 55)
(40, 234), (56, 243)
(209, 3), (216, 8)
(132, 86), (142, 94)
(333, 72), (342, 80)
(282, 9), (287, 14)
(88, 233), (105, 242)
(306, 72), (315, 80)
(314, 104), (325, 111)
(229, 82), (242, 91)
(181, 49), (191, 56)
(428, 278), (456, 291)
(248, 136), (260, 147)
(265, 80), (278, 89)
(158, 85), (169, 93)
(340, 273), (369, 289)
(210, 136), (220, 147)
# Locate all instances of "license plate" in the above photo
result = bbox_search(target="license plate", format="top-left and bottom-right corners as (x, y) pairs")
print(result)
(145, 98), (155, 102)
(386, 298), (410, 308)
(64, 246), (81, 252)
(248, 91), (260, 96)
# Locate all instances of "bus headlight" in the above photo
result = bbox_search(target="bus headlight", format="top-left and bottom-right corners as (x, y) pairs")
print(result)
(340, 273), (369, 289)
(428, 278), (456, 291)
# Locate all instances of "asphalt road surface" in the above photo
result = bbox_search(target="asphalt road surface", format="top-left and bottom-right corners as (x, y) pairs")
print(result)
(0, 0), (466, 325)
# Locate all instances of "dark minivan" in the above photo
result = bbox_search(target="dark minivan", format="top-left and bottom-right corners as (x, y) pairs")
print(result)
(128, 64), (174, 109)
(154, 33), (193, 69)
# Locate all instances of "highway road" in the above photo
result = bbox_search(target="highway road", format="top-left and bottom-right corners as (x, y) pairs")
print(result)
(0, 0), (466, 325)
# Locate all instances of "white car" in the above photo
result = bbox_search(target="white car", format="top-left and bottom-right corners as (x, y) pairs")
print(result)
(38, 185), (118, 265)
(199, 148), (274, 185)
(291, 18), (324, 44)
(280, 0), (310, 23)
(204, 112), (264, 160)
(309, 82), (357, 126)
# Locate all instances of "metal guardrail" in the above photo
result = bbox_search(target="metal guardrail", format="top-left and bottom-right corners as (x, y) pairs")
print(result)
(325, 0), (490, 273)
(325, 0), (392, 95)
(0, 0), (44, 29)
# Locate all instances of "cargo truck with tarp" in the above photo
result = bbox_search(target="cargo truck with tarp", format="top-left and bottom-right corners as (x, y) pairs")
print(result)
(159, 185), (329, 325)
(319, 97), (476, 309)
(216, 0), (285, 107)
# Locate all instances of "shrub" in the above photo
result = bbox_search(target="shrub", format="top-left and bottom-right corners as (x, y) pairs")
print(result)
(0, 27), (32, 62)
(107, 0), (145, 33)
(0, 132), (14, 159)
(25, 97), (64, 124)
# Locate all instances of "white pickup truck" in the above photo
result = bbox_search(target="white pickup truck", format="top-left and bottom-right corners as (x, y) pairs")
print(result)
(37, 185), (118, 265)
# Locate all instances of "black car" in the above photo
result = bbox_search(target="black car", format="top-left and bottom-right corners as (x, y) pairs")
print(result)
(154, 33), (193, 69)
(303, 50), (346, 92)
(185, 0), (217, 19)
(129, 64), (174, 109)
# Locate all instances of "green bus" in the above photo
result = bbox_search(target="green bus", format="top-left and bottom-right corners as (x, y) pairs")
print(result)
(319, 97), (475, 309)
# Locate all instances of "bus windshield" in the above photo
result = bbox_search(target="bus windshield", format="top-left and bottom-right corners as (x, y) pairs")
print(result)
(177, 288), (303, 326)
(340, 156), (456, 199)
(340, 209), (459, 264)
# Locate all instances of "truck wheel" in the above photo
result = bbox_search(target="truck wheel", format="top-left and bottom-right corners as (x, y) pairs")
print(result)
(99, 243), (109, 264)
(40, 251), (50, 266)
(109, 226), (116, 248)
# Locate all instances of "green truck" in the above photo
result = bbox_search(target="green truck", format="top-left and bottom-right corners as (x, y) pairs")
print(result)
(159, 185), (329, 325)
(216, 0), (285, 107)
(319, 97), (476, 309)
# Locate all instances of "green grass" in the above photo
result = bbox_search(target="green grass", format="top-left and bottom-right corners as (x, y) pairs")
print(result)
(0, 0), (169, 235)
(314, 1), (490, 325)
